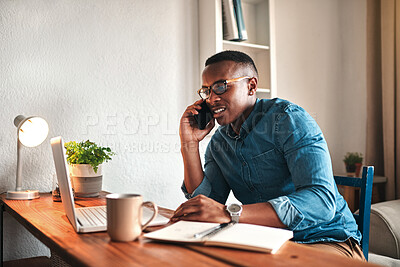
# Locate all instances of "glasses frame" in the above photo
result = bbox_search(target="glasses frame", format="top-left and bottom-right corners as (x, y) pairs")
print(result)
(197, 76), (252, 100)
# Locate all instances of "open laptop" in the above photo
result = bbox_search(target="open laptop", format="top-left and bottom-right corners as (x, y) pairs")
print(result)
(50, 136), (169, 233)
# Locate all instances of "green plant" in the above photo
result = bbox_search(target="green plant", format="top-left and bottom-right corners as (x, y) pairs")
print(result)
(64, 140), (115, 173)
(343, 152), (363, 166)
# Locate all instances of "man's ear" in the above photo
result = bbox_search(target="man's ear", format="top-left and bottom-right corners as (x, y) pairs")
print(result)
(248, 77), (258, 96)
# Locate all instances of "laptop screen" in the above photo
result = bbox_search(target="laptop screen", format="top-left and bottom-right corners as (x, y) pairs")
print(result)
(50, 136), (79, 231)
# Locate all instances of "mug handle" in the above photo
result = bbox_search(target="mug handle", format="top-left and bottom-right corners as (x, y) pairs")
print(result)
(141, 201), (158, 230)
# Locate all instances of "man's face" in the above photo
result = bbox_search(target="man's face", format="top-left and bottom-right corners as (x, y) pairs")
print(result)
(202, 60), (255, 127)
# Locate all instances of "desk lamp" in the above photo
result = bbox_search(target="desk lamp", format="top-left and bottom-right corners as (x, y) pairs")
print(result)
(6, 115), (49, 200)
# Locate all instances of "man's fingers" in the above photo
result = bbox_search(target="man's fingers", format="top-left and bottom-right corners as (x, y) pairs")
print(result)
(205, 118), (215, 130)
(170, 212), (201, 222)
(173, 203), (183, 214)
(184, 107), (199, 117)
(178, 212), (202, 222)
(194, 99), (204, 105)
(172, 204), (199, 218)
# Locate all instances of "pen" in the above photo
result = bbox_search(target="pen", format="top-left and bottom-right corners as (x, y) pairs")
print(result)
(193, 222), (234, 239)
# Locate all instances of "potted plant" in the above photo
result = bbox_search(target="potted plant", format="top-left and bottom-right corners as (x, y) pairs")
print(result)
(65, 140), (115, 197)
(343, 152), (363, 177)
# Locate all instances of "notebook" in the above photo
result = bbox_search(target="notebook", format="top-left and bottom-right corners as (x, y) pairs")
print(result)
(50, 136), (169, 233)
(144, 221), (293, 254)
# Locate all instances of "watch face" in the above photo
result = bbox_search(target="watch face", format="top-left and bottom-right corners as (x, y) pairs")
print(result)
(229, 204), (241, 212)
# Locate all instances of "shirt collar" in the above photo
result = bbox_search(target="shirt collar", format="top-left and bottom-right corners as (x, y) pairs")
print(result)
(225, 98), (263, 139)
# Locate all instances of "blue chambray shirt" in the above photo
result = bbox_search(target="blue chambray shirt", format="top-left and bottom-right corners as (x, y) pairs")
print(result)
(182, 98), (361, 244)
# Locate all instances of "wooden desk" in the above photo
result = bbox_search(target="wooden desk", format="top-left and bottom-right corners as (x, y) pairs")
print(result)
(0, 193), (379, 267)
(0, 193), (228, 267)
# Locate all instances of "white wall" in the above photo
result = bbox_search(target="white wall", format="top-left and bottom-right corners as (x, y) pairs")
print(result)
(0, 0), (198, 260)
(0, 0), (367, 261)
(274, 0), (367, 174)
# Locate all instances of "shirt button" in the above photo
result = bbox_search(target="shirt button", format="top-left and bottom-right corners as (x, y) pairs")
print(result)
(242, 162), (246, 166)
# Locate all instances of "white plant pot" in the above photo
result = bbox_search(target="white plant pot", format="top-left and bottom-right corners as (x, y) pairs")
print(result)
(68, 164), (103, 197)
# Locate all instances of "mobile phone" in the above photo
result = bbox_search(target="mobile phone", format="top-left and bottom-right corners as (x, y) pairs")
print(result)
(194, 101), (213, 130)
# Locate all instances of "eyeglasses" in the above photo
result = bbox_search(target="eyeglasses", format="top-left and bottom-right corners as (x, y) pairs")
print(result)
(197, 76), (252, 100)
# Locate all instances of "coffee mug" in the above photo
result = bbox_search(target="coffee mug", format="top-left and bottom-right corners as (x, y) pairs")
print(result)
(106, 193), (158, 242)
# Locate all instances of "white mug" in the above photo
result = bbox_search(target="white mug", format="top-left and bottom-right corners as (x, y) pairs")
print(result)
(106, 193), (158, 242)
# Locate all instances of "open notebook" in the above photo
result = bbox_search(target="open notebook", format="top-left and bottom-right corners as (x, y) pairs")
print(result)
(50, 136), (170, 233)
(144, 221), (293, 254)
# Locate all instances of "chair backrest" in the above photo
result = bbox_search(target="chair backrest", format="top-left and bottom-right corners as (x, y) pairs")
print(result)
(334, 166), (374, 260)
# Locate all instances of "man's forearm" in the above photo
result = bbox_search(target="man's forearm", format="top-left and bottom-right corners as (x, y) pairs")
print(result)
(241, 202), (287, 228)
(181, 142), (204, 194)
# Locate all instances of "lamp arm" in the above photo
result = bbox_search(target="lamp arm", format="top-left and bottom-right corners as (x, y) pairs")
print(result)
(16, 139), (22, 191)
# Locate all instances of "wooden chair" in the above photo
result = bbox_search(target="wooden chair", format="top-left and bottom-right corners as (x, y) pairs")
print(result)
(334, 166), (374, 261)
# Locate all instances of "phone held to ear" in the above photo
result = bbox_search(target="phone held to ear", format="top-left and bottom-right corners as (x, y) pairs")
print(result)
(194, 101), (213, 130)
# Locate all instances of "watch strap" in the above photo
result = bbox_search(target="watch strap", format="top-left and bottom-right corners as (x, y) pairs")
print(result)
(231, 214), (240, 223)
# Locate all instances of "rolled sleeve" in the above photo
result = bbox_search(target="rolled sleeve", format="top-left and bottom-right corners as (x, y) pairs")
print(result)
(181, 176), (212, 199)
(268, 196), (304, 229)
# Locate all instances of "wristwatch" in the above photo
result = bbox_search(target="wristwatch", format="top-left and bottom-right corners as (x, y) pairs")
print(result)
(226, 203), (242, 223)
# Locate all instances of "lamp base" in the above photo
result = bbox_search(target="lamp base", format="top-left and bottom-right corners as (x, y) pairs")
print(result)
(6, 190), (40, 200)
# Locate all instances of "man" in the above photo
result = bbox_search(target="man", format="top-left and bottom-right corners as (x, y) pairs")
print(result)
(171, 50), (364, 260)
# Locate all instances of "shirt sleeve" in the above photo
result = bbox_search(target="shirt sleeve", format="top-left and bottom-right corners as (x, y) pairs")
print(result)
(181, 142), (231, 204)
(268, 104), (337, 231)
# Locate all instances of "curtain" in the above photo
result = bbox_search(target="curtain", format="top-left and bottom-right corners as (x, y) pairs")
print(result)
(366, 0), (400, 200)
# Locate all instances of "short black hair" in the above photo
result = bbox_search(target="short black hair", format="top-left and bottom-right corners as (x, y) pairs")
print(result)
(205, 50), (258, 77)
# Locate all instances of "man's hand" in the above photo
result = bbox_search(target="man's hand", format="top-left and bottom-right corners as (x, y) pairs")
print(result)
(179, 99), (215, 145)
(170, 195), (231, 223)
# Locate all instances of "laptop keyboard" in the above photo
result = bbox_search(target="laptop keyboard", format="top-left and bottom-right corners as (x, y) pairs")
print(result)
(76, 206), (107, 227)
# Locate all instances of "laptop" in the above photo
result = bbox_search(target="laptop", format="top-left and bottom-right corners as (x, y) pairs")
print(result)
(50, 136), (169, 233)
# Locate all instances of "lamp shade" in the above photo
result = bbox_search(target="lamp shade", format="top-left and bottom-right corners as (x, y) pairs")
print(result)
(14, 115), (49, 147)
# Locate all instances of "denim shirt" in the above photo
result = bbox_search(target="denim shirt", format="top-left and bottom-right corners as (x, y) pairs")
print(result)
(182, 98), (361, 244)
